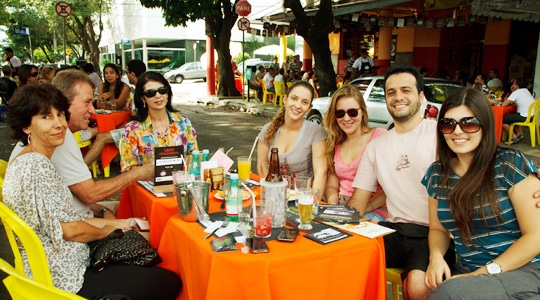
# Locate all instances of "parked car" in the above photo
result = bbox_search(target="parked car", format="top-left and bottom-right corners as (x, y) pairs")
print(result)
(164, 62), (207, 84)
(306, 76), (463, 129)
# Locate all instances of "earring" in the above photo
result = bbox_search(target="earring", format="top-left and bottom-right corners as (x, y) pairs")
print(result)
(27, 133), (31, 144)
(143, 102), (146, 108)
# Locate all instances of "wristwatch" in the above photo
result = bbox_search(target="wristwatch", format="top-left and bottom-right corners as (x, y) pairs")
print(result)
(486, 260), (502, 274)
(99, 207), (111, 218)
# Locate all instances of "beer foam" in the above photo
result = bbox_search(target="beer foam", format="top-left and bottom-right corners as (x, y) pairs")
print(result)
(298, 195), (314, 205)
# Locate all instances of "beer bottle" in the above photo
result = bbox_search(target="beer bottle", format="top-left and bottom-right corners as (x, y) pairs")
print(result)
(265, 148), (283, 182)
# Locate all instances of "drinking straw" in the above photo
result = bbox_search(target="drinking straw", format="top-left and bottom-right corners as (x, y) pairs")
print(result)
(248, 137), (258, 161)
(241, 182), (257, 223)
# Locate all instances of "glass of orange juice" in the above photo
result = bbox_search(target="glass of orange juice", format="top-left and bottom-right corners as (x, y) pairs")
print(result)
(237, 156), (251, 182)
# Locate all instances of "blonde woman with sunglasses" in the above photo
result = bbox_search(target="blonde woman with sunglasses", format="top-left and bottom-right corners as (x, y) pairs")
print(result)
(322, 85), (387, 222)
(422, 88), (540, 298)
(119, 71), (198, 172)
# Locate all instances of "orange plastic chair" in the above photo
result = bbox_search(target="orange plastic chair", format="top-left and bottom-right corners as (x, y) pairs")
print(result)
(0, 202), (86, 299)
(274, 81), (286, 107)
(261, 80), (275, 104)
(507, 98), (540, 147)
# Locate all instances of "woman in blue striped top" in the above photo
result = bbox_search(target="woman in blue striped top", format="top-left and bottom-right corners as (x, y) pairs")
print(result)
(421, 88), (540, 299)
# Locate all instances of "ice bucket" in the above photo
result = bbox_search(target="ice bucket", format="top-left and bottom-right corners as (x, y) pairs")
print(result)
(176, 181), (210, 222)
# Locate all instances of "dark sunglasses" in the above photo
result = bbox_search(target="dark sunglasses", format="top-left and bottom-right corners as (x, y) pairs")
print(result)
(438, 117), (482, 134)
(335, 108), (361, 119)
(142, 86), (168, 98)
(30, 72), (39, 77)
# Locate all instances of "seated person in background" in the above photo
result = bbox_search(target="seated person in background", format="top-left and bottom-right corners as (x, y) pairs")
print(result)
(487, 67), (503, 91)
(499, 78), (535, 144)
(39, 65), (56, 84)
(18, 64), (39, 87)
(274, 68), (285, 83)
(474, 73), (489, 95)
(98, 63), (130, 110)
(257, 81), (327, 196)
(81, 62), (102, 94)
(247, 66), (262, 101)
(9, 69), (153, 223)
(422, 88), (540, 299)
(263, 68), (276, 93)
(322, 85), (387, 222)
(3, 83), (182, 300)
(119, 71), (198, 172)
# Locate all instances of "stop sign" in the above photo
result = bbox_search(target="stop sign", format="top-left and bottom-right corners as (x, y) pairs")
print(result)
(235, 0), (252, 17)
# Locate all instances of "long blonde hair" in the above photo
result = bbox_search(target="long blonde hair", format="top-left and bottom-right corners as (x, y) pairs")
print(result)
(323, 85), (371, 174)
(263, 81), (316, 145)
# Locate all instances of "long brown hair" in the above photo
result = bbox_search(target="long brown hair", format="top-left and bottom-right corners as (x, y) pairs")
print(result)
(436, 88), (500, 246)
(263, 80), (315, 145)
(323, 85), (371, 174)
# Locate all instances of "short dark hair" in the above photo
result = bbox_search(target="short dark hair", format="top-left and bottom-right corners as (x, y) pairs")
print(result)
(384, 65), (424, 93)
(490, 68), (499, 75)
(478, 73), (487, 83)
(81, 62), (95, 73)
(7, 84), (71, 146)
(514, 78), (527, 89)
(126, 59), (147, 77)
(5, 47), (13, 54)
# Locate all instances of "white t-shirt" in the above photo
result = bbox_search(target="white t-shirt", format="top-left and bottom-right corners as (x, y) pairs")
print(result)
(10, 56), (21, 68)
(10, 129), (94, 218)
(508, 88), (535, 117)
(263, 72), (274, 89)
(487, 78), (503, 88)
(274, 74), (284, 82)
(352, 120), (437, 226)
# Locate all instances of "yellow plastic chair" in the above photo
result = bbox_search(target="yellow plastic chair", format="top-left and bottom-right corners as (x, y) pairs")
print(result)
(336, 82), (344, 90)
(507, 98), (540, 147)
(0, 176), (4, 202)
(73, 131), (104, 178)
(386, 268), (404, 300)
(261, 80), (275, 105)
(0, 159), (7, 178)
(0, 202), (85, 299)
(274, 81), (286, 107)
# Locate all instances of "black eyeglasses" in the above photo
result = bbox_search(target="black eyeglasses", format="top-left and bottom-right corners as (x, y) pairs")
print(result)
(335, 108), (361, 119)
(30, 72), (38, 77)
(142, 86), (168, 98)
(438, 117), (482, 134)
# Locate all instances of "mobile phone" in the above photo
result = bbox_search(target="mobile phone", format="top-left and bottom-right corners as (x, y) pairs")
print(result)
(248, 237), (269, 254)
(277, 228), (299, 242)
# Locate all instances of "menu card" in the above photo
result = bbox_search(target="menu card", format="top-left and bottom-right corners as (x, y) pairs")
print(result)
(314, 205), (361, 224)
(321, 221), (396, 239)
(210, 234), (238, 252)
(153, 146), (184, 194)
(304, 228), (351, 245)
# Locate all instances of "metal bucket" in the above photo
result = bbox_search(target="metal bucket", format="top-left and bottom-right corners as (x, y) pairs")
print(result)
(176, 181), (210, 222)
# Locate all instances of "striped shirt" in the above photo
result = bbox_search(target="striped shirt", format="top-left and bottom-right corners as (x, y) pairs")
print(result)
(422, 148), (540, 271)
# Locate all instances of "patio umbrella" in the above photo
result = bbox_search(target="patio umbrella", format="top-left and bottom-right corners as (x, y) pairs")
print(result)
(253, 45), (294, 56)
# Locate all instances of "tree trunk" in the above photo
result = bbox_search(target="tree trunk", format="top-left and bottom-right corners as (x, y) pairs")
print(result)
(284, 0), (336, 97)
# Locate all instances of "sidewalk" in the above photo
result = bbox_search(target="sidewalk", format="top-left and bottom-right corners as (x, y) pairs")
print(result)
(186, 96), (540, 165)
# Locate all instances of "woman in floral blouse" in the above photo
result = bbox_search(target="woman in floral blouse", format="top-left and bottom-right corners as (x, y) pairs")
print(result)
(119, 71), (198, 172)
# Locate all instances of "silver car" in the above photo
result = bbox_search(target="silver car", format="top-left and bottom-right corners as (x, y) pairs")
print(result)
(306, 76), (463, 129)
(164, 62), (207, 84)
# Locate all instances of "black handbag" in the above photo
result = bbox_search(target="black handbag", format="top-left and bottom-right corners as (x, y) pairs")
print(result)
(88, 229), (162, 271)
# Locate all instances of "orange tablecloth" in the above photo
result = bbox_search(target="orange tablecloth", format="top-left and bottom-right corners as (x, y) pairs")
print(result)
(492, 106), (503, 143)
(91, 111), (131, 169)
(157, 200), (387, 300)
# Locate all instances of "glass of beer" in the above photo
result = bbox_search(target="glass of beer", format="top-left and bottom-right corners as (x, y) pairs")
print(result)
(237, 156), (251, 182)
(298, 188), (314, 230)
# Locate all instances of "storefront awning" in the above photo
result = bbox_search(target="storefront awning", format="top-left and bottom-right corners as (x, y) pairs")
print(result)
(263, 0), (410, 23)
(471, 0), (540, 23)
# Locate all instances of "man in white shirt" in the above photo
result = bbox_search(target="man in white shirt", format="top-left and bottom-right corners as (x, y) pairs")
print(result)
(263, 68), (275, 92)
(487, 68), (503, 90)
(4, 47), (21, 76)
(352, 49), (374, 77)
(502, 78), (535, 143)
(348, 65), (455, 300)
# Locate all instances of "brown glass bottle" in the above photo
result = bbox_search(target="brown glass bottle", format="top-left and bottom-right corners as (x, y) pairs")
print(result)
(265, 148), (283, 182)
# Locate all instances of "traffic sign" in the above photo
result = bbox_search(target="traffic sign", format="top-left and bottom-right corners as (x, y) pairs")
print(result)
(55, 1), (72, 18)
(237, 17), (250, 31)
(235, 0), (251, 17)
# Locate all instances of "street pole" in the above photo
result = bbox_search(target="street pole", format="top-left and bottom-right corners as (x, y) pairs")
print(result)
(63, 18), (67, 65)
(27, 27), (33, 63)
(243, 30), (247, 102)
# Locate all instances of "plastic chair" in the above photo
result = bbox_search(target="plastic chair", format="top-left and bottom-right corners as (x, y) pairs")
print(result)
(386, 268), (403, 300)
(0, 159), (7, 178)
(0, 258), (85, 300)
(274, 81), (286, 107)
(261, 80), (275, 104)
(73, 131), (106, 178)
(507, 98), (540, 147)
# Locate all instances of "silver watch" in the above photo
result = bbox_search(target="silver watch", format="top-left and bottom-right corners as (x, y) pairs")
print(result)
(486, 260), (502, 274)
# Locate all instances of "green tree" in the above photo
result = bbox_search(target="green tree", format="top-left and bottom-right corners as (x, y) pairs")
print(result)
(284, 0), (336, 96)
(243, 35), (265, 58)
(138, 0), (242, 96)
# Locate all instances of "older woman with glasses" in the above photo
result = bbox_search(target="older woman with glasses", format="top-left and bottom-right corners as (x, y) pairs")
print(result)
(322, 85), (387, 222)
(422, 88), (540, 299)
(18, 64), (39, 86)
(119, 71), (198, 172)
